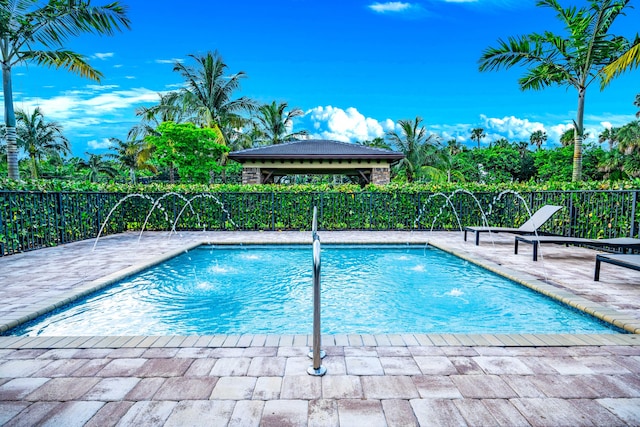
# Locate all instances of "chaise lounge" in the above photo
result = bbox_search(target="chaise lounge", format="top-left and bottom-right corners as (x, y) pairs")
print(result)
(594, 254), (640, 281)
(464, 205), (563, 245)
(514, 235), (640, 261)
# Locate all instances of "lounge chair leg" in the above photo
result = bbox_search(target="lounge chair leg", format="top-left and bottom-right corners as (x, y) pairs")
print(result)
(533, 242), (538, 261)
(475, 232), (480, 246)
(594, 259), (601, 281)
(464, 230), (467, 241)
(514, 239), (519, 254)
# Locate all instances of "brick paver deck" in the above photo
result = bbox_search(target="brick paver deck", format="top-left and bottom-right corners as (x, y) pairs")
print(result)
(1, 231), (639, 426)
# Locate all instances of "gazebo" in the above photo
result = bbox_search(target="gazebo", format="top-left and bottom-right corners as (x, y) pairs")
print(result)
(228, 139), (404, 185)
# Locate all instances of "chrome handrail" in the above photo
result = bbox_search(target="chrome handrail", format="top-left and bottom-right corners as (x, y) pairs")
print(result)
(308, 206), (326, 376)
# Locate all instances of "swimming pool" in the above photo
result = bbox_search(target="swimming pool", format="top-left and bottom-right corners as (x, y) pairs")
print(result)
(7, 244), (620, 336)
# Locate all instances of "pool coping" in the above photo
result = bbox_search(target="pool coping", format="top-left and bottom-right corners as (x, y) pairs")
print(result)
(1, 236), (639, 349)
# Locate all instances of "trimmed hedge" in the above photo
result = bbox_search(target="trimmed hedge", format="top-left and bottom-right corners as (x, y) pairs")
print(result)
(1, 179), (639, 256)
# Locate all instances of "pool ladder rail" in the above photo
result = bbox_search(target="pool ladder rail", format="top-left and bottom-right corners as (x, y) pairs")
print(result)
(308, 207), (327, 376)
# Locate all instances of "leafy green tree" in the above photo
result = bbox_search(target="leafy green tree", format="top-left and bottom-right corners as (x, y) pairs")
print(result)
(385, 117), (441, 183)
(479, 0), (634, 182)
(470, 128), (485, 149)
(16, 108), (70, 178)
(107, 138), (156, 184)
(254, 101), (308, 145)
(1, 0), (130, 180)
(146, 121), (228, 184)
(529, 130), (548, 150)
(493, 138), (511, 148)
(76, 153), (117, 182)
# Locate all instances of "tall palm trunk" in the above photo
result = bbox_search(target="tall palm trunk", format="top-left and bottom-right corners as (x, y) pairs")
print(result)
(2, 61), (19, 180)
(572, 87), (586, 182)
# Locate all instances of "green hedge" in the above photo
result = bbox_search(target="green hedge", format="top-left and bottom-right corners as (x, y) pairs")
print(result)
(2, 179), (639, 256)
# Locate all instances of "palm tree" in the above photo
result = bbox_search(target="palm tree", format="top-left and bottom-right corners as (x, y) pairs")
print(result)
(516, 141), (530, 158)
(529, 130), (548, 150)
(601, 35), (640, 86)
(470, 128), (485, 149)
(598, 127), (619, 151)
(130, 92), (185, 140)
(385, 117), (441, 183)
(254, 101), (308, 145)
(172, 51), (257, 180)
(15, 108), (70, 178)
(1, 0), (130, 180)
(617, 121), (640, 155)
(107, 138), (156, 184)
(76, 153), (117, 182)
(479, 0), (634, 181)
(172, 51), (256, 138)
(446, 139), (463, 156)
(358, 137), (392, 150)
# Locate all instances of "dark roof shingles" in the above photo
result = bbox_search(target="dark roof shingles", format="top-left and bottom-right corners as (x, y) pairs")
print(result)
(228, 139), (404, 161)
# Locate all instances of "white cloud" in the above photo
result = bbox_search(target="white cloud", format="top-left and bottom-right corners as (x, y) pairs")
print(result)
(304, 106), (394, 142)
(368, 2), (412, 13)
(478, 114), (549, 145)
(14, 87), (159, 131)
(155, 58), (184, 64)
(93, 52), (114, 60)
(85, 84), (120, 91)
(87, 138), (112, 149)
(124, 76), (136, 80)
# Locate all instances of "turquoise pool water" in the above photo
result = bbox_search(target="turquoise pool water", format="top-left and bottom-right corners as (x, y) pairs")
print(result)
(8, 245), (620, 336)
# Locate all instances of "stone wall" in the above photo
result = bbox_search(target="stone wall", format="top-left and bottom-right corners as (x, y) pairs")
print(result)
(371, 167), (390, 185)
(242, 167), (261, 184)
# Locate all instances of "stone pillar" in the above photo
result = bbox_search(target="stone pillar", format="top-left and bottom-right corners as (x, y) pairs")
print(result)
(242, 167), (261, 184)
(371, 167), (390, 185)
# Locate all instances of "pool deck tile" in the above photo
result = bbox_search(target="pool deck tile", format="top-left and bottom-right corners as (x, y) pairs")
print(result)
(1, 230), (640, 425)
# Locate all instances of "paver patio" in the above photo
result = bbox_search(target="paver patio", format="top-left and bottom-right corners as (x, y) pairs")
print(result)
(0, 231), (639, 426)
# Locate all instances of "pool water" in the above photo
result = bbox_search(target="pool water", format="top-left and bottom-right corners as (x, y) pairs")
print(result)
(8, 245), (620, 336)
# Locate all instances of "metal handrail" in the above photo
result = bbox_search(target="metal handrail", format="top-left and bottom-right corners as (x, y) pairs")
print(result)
(308, 206), (326, 376)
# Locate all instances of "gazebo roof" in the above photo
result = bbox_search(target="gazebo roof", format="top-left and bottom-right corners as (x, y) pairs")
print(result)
(228, 139), (404, 162)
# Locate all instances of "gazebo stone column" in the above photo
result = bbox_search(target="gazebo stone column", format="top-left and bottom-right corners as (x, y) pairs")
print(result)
(371, 167), (391, 185)
(242, 167), (262, 184)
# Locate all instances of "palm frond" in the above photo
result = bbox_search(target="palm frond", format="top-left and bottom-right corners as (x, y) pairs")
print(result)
(21, 49), (102, 80)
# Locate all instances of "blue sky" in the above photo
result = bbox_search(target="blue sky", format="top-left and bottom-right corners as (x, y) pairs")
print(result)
(5, 0), (639, 157)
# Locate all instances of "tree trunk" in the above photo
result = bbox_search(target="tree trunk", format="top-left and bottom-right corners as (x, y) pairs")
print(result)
(30, 153), (38, 179)
(2, 61), (19, 180)
(572, 87), (586, 182)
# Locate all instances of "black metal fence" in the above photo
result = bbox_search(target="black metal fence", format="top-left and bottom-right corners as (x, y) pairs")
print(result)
(1, 189), (638, 256)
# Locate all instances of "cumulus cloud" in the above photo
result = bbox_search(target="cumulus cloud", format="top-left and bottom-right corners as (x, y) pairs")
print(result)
(87, 138), (112, 149)
(480, 114), (546, 141)
(304, 106), (395, 142)
(368, 1), (413, 13)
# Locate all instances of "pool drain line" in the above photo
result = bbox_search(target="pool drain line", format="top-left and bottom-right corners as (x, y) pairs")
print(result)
(308, 206), (327, 376)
